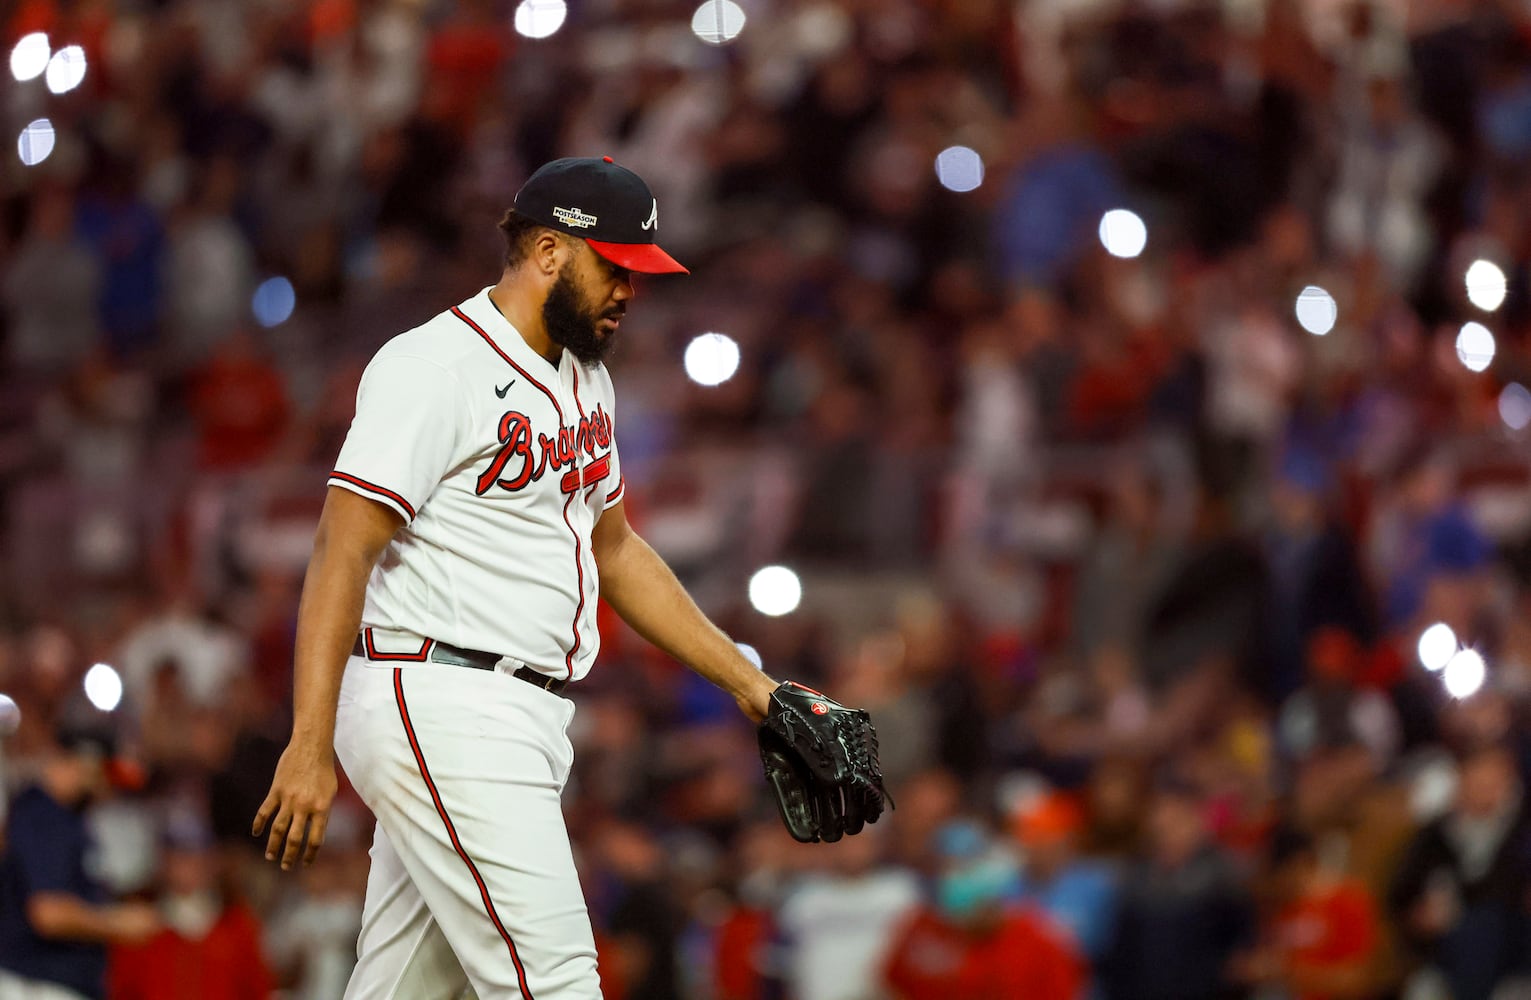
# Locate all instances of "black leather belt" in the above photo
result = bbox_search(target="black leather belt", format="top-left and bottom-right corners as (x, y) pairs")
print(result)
(351, 634), (567, 696)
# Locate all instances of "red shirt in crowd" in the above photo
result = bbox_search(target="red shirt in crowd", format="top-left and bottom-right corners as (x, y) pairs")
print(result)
(713, 905), (773, 1000)
(1274, 878), (1380, 1000)
(882, 905), (1084, 1000)
(108, 903), (273, 1000)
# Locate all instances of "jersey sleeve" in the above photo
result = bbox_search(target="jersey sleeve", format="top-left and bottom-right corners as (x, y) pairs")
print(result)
(329, 354), (464, 522)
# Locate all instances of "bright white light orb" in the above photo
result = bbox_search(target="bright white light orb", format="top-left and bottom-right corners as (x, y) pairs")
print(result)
(684, 332), (741, 387)
(1295, 285), (1338, 336)
(935, 146), (984, 193)
(17, 119), (55, 167)
(10, 32), (49, 82)
(1456, 321), (1496, 373)
(252, 277), (295, 327)
(84, 663), (123, 712)
(1099, 209), (1147, 259)
(1443, 648), (1486, 700)
(1466, 259), (1508, 313)
(1417, 622), (1457, 672)
(0, 693), (20, 736)
(1500, 383), (1531, 431)
(514, 0), (567, 39)
(748, 565), (802, 617)
(692, 0), (747, 45)
(44, 44), (85, 94)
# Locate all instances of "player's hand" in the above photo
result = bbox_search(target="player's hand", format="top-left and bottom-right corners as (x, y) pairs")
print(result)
(252, 740), (338, 870)
(109, 902), (163, 944)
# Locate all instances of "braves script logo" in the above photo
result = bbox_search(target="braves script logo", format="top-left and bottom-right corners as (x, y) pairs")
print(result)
(553, 206), (598, 229)
(475, 404), (614, 496)
(641, 199), (658, 231)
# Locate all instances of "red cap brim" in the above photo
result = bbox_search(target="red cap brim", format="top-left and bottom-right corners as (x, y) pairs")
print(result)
(586, 239), (689, 275)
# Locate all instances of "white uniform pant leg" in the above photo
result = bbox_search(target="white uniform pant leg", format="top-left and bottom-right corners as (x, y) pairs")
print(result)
(335, 658), (601, 1000)
(343, 820), (472, 1000)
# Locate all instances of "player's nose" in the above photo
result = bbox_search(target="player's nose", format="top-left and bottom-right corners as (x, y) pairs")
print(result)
(612, 275), (635, 302)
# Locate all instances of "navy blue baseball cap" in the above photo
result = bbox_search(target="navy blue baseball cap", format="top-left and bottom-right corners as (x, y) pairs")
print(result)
(514, 156), (688, 275)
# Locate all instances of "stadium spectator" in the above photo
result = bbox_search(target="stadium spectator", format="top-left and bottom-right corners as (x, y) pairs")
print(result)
(1389, 744), (1531, 1000)
(1009, 791), (1118, 971)
(1234, 827), (1383, 1000)
(107, 816), (273, 1000)
(0, 720), (159, 1000)
(1099, 779), (1256, 1000)
(882, 820), (1082, 1000)
(776, 827), (920, 1000)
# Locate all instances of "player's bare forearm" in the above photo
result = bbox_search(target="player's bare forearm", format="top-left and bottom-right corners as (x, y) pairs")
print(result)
(289, 487), (403, 748)
(593, 501), (777, 721)
(254, 486), (401, 869)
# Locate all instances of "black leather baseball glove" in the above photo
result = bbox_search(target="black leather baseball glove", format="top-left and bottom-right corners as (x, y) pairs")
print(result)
(758, 681), (891, 843)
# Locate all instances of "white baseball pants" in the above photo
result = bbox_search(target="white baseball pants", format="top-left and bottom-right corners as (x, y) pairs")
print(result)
(333, 656), (602, 1000)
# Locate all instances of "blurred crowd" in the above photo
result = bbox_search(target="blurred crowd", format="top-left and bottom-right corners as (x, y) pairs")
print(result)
(3, 0), (1531, 997)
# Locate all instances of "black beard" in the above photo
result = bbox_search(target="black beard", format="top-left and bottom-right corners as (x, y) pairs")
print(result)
(543, 269), (618, 365)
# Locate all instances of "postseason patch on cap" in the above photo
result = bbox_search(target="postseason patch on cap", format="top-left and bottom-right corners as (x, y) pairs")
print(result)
(514, 157), (688, 274)
(553, 206), (598, 229)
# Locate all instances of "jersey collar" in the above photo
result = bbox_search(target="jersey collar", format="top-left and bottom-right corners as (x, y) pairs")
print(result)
(459, 286), (565, 379)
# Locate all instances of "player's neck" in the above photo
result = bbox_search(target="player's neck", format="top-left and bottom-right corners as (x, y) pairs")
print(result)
(488, 277), (561, 367)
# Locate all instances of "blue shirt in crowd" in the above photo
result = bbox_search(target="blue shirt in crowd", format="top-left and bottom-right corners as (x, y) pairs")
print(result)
(0, 785), (108, 1000)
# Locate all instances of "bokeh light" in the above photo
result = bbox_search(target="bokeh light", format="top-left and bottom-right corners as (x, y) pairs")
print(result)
(1443, 648), (1486, 700)
(1294, 285), (1338, 336)
(1456, 321), (1496, 373)
(684, 332), (741, 387)
(1500, 383), (1531, 431)
(17, 119), (55, 167)
(0, 693), (19, 736)
(1417, 622), (1457, 672)
(935, 146), (984, 193)
(1465, 259), (1508, 312)
(513, 0), (567, 39)
(10, 32), (49, 82)
(44, 44), (86, 94)
(692, 0), (747, 45)
(1099, 209), (1147, 259)
(736, 643), (764, 670)
(748, 565), (802, 617)
(252, 277), (296, 327)
(84, 663), (123, 712)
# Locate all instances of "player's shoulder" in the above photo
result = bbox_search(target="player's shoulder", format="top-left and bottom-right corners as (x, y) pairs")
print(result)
(370, 298), (483, 371)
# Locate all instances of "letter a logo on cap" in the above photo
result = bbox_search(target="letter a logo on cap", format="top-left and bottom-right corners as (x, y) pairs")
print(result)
(641, 199), (658, 231)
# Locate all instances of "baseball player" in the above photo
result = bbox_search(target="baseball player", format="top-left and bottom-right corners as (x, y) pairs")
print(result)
(252, 157), (887, 1000)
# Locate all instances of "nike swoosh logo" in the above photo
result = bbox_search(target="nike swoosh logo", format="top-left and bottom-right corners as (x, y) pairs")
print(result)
(495, 380), (515, 398)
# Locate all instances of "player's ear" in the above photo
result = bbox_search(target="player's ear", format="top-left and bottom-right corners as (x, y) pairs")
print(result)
(532, 229), (565, 278)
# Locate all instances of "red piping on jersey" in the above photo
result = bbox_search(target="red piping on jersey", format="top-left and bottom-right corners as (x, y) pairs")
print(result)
(451, 306), (563, 420)
(361, 628), (434, 662)
(560, 493), (585, 680)
(329, 471), (417, 520)
(393, 669), (537, 1000)
(605, 476), (625, 505)
(462, 300), (592, 680)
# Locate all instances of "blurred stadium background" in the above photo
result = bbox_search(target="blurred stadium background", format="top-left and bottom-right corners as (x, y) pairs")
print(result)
(3, 0), (1531, 997)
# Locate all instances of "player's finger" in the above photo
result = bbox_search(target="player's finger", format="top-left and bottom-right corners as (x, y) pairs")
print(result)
(264, 805), (293, 862)
(252, 792), (277, 837)
(279, 812), (309, 870)
(303, 812), (328, 867)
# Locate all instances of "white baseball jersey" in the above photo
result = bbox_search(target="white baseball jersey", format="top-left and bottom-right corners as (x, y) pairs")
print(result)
(328, 286), (625, 682)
